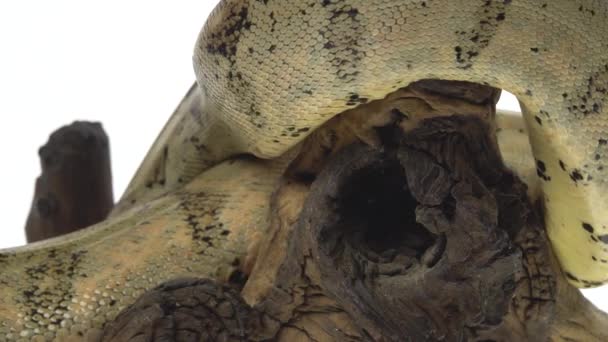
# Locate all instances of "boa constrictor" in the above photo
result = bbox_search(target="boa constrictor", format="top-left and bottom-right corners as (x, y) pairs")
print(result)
(1, 0), (606, 340)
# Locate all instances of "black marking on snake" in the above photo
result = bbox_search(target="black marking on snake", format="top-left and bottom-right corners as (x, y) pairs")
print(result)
(599, 235), (608, 244)
(205, 2), (251, 67)
(566, 64), (608, 118)
(284, 126), (304, 138)
(453, 0), (512, 69)
(565, 272), (580, 282)
(178, 191), (228, 254)
(245, 103), (266, 128)
(536, 160), (551, 181)
(591, 138), (608, 170)
(583, 223), (595, 234)
(582, 280), (604, 287)
(592, 140), (608, 179)
(563, 272), (604, 288)
(190, 136), (210, 154)
(578, 5), (596, 16)
(534, 110), (553, 126)
(145, 146), (169, 189)
(19, 249), (88, 324)
(269, 11), (277, 32)
(318, 1), (363, 83)
(570, 169), (584, 183)
(346, 93), (369, 106)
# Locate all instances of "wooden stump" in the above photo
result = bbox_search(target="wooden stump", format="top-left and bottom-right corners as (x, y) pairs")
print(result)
(25, 121), (113, 242)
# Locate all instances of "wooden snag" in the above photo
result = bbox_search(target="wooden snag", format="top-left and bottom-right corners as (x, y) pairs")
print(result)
(99, 278), (266, 342)
(25, 121), (113, 242)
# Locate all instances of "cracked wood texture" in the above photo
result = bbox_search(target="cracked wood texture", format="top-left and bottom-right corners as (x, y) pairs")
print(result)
(98, 278), (265, 342)
(24, 121), (114, 243)
(99, 81), (607, 341)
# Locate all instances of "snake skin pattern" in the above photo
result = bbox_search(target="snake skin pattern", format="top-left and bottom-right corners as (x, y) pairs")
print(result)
(0, 0), (607, 340)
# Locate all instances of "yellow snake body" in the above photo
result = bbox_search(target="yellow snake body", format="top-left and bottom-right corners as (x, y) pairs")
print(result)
(0, 0), (607, 340)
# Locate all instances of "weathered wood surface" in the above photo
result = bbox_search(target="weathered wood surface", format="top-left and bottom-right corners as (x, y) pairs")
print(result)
(99, 278), (265, 342)
(25, 121), (114, 242)
(251, 116), (534, 340)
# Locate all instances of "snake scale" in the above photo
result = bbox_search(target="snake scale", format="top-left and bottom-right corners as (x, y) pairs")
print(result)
(1, 0), (607, 340)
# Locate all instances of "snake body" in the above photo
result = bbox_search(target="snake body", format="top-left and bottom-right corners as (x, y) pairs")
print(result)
(1, 0), (607, 340)
(126, 0), (608, 286)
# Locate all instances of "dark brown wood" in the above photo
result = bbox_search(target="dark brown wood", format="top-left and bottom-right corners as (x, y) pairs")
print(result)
(254, 116), (527, 340)
(99, 278), (266, 342)
(25, 121), (114, 242)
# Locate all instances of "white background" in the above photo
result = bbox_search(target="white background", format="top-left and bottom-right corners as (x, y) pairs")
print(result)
(0, 1), (605, 311)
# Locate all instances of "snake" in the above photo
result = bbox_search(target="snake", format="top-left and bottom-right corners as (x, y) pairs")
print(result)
(0, 0), (607, 340)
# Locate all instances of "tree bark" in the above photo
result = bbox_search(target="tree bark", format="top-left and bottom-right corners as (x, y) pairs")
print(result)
(25, 121), (114, 243)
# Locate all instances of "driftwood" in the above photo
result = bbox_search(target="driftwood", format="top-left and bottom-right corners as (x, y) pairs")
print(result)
(25, 121), (114, 242)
